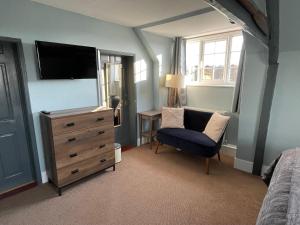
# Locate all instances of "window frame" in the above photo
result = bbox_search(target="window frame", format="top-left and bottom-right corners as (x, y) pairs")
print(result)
(186, 30), (243, 87)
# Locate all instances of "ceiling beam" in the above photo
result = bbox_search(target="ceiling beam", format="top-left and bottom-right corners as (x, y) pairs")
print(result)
(135, 7), (214, 29)
(237, 0), (269, 35)
(252, 0), (279, 176)
(203, 0), (268, 46)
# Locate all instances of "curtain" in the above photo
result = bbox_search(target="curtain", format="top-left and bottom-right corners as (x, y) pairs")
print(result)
(231, 32), (246, 113)
(168, 37), (187, 107)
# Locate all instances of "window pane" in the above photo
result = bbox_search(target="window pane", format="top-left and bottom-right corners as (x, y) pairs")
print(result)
(229, 36), (243, 82)
(193, 67), (199, 81)
(230, 52), (241, 66)
(214, 53), (225, 66)
(134, 59), (147, 83)
(157, 54), (162, 77)
(203, 67), (213, 80)
(229, 52), (241, 82)
(229, 66), (238, 82)
(203, 54), (213, 80)
(186, 52), (199, 67)
(186, 41), (200, 82)
(214, 53), (225, 80)
(215, 40), (226, 53)
(204, 42), (214, 54)
(214, 67), (224, 80)
(231, 36), (243, 52)
(134, 61), (141, 73)
(141, 70), (147, 81)
(186, 41), (200, 65)
(141, 60), (147, 71)
(203, 54), (213, 67)
(186, 65), (199, 82)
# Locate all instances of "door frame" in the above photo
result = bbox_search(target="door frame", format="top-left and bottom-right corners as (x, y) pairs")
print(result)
(0, 36), (41, 183)
(97, 49), (137, 146)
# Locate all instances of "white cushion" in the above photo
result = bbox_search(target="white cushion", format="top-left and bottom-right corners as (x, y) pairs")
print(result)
(203, 112), (230, 143)
(161, 107), (184, 129)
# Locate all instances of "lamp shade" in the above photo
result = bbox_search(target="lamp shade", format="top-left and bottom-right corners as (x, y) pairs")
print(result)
(165, 74), (185, 88)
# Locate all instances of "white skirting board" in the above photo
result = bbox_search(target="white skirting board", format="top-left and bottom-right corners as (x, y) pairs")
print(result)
(234, 158), (254, 173)
(137, 137), (152, 147)
(234, 157), (268, 176)
(221, 144), (237, 157)
(41, 171), (48, 184)
(261, 165), (269, 175)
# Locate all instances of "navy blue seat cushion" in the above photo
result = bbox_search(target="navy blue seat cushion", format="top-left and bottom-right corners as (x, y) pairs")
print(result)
(157, 128), (219, 157)
(158, 128), (216, 147)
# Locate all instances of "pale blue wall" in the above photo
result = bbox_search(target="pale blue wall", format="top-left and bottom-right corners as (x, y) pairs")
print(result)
(264, 51), (300, 164)
(264, 0), (300, 164)
(237, 33), (268, 162)
(142, 31), (173, 109)
(186, 86), (237, 145)
(226, 113), (239, 146)
(186, 86), (234, 112)
(0, 0), (158, 176)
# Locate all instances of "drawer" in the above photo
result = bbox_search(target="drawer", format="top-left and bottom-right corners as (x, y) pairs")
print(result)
(55, 143), (114, 169)
(51, 110), (113, 136)
(57, 151), (115, 187)
(53, 125), (114, 154)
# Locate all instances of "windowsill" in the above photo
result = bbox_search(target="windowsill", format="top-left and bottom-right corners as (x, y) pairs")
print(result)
(186, 83), (235, 88)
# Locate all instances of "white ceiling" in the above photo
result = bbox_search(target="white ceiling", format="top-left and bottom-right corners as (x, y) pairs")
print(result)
(32, 0), (209, 27)
(32, 0), (241, 37)
(144, 11), (240, 37)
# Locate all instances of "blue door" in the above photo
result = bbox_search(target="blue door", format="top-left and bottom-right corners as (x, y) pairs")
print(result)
(0, 42), (34, 193)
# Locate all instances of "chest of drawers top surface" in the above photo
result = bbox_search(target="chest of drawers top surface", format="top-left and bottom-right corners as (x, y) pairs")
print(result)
(42, 106), (113, 135)
(43, 106), (112, 119)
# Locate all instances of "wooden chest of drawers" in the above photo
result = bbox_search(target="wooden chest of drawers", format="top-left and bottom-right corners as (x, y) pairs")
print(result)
(40, 107), (115, 195)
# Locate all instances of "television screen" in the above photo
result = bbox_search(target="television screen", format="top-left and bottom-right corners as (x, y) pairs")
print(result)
(35, 41), (97, 79)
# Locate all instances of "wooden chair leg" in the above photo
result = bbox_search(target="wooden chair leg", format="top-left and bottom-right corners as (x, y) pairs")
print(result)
(218, 152), (221, 161)
(155, 142), (160, 154)
(205, 158), (210, 175)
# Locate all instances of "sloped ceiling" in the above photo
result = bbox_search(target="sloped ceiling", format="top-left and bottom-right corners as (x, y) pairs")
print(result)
(143, 11), (240, 38)
(32, 0), (240, 37)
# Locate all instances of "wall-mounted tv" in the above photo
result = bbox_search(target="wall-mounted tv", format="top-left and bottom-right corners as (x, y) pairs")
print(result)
(35, 41), (97, 79)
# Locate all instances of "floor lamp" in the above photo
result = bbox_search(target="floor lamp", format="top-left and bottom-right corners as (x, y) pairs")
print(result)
(165, 74), (185, 107)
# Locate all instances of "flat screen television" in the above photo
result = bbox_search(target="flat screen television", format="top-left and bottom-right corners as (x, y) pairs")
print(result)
(35, 41), (97, 79)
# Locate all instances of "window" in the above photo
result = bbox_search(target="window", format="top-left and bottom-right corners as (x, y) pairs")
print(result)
(203, 39), (226, 81)
(186, 41), (200, 82)
(186, 32), (243, 86)
(229, 36), (243, 82)
(157, 54), (163, 77)
(134, 59), (147, 83)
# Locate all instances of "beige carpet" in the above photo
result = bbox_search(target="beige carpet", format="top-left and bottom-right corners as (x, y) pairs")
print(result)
(0, 145), (267, 225)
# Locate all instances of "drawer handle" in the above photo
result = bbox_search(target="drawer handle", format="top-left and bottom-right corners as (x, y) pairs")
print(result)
(99, 144), (106, 149)
(69, 153), (78, 158)
(71, 169), (79, 174)
(68, 137), (76, 142)
(98, 130), (105, 135)
(100, 159), (107, 163)
(66, 122), (75, 127)
(96, 117), (104, 122)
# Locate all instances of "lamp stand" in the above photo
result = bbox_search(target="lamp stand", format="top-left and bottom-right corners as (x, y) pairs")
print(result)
(176, 88), (182, 108)
(167, 88), (182, 108)
(167, 87), (175, 107)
